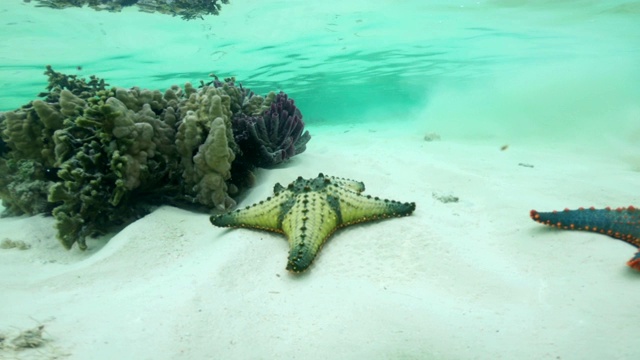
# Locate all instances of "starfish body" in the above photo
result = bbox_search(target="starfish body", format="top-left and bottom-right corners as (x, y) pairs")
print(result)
(210, 173), (416, 272)
(530, 206), (640, 270)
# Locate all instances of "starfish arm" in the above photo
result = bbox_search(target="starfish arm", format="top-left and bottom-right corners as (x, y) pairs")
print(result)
(529, 207), (640, 246)
(628, 251), (640, 270)
(328, 185), (416, 226)
(210, 191), (292, 232)
(281, 192), (338, 272)
(326, 175), (365, 194)
(530, 206), (640, 270)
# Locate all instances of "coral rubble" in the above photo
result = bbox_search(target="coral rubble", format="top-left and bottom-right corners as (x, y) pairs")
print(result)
(0, 67), (310, 250)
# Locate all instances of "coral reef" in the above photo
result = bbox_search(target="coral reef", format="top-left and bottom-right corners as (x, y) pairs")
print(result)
(24, 0), (230, 20)
(0, 67), (310, 250)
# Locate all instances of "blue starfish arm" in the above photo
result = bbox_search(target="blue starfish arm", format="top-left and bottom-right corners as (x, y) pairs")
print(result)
(628, 251), (640, 270)
(530, 206), (640, 270)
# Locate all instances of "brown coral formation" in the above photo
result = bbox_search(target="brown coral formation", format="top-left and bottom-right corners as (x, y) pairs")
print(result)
(0, 66), (310, 250)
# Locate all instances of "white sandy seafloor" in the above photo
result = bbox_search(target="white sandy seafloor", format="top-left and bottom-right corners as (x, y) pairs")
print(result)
(1, 112), (640, 359)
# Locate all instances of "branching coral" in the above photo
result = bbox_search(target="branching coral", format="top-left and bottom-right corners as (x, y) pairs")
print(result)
(0, 67), (310, 250)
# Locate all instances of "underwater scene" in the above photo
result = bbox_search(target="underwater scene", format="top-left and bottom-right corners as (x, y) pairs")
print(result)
(0, 0), (639, 359)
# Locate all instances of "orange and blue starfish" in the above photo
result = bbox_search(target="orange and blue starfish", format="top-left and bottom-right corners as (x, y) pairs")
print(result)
(530, 206), (640, 270)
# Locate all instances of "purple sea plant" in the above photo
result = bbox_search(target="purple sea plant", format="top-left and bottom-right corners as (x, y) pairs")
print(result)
(233, 92), (311, 168)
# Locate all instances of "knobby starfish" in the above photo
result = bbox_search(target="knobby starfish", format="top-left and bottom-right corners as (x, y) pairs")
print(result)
(210, 173), (416, 273)
(530, 206), (640, 270)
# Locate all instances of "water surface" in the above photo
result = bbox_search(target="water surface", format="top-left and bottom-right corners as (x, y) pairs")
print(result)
(1, 0), (639, 141)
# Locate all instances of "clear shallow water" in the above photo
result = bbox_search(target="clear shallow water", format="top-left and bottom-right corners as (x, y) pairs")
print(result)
(1, 3), (640, 358)
(1, 0), (639, 138)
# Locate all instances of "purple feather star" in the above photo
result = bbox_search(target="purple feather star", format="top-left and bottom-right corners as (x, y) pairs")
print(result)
(232, 91), (310, 168)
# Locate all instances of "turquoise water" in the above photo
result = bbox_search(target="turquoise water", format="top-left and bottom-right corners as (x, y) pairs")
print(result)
(2, 2), (640, 358)
(2, 1), (640, 136)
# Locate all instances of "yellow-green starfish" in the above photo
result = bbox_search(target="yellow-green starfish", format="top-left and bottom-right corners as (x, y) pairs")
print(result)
(210, 173), (416, 273)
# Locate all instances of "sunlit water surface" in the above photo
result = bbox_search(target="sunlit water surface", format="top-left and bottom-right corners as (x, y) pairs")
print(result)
(1, 0), (639, 143)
